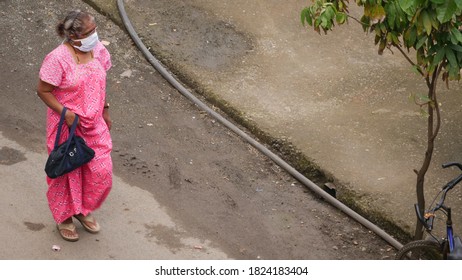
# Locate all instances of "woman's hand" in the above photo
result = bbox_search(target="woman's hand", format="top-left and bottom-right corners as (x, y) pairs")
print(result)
(37, 80), (79, 127)
(64, 109), (78, 127)
(103, 108), (112, 131)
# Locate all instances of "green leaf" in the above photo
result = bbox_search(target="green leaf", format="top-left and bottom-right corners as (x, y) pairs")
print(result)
(378, 39), (387, 55)
(386, 32), (400, 45)
(432, 47), (446, 66)
(314, 17), (321, 28)
(386, 32), (393, 44)
(364, 3), (371, 17)
(320, 14), (329, 29)
(336, 12), (347, 24)
(421, 11), (432, 35)
(428, 64), (436, 75)
(370, 5), (386, 24)
(374, 24), (382, 36)
(446, 47), (458, 68)
(418, 94), (431, 103)
(386, 2), (396, 29)
(455, 0), (462, 9)
(450, 33), (459, 45)
(411, 65), (421, 75)
(420, 107), (430, 119)
(429, 10), (440, 30)
(449, 65), (460, 79)
(360, 15), (370, 31)
(451, 27), (462, 43)
(416, 35), (427, 50)
(380, 23), (387, 33)
(391, 33), (400, 45)
(301, 8), (308, 25)
(436, 0), (457, 23)
(430, 0), (446, 4)
(416, 48), (425, 65)
(399, 0), (415, 15)
(450, 44), (462, 52)
(404, 27), (417, 47)
(325, 6), (335, 20)
(305, 9), (313, 26)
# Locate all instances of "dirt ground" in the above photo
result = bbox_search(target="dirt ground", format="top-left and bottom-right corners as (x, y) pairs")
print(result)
(119, 0), (462, 238)
(0, 0), (398, 259)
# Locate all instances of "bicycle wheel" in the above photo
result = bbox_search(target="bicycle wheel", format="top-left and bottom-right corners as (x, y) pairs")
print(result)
(395, 240), (443, 260)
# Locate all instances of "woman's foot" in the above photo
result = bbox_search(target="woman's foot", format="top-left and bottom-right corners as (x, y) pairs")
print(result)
(57, 218), (79, 242)
(74, 213), (100, 233)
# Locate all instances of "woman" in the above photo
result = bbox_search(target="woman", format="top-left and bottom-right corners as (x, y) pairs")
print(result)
(37, 10), (113, 242)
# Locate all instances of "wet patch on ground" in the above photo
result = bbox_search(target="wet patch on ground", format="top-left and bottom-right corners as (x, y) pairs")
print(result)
(145, 224), (184, 253)
(0, 147), (26, 166)
(24, 222), (45, 231)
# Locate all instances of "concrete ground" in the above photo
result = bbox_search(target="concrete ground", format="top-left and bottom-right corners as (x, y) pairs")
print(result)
(0, 133), (228, 259)
(2, 0), (462, 260)
(96, 0), (462, 236)
(1, 0), (401, 261)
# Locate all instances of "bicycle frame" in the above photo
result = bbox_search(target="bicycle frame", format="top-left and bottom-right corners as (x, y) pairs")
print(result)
(444, 206), (462, 259)
(416, 203), (453, 258)
(397, 162), (462, 260)
(414, 162), (462, 259)
(446, 206), (455, 253)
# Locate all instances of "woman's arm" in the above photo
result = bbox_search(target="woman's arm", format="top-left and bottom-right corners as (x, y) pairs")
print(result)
(102, 102), (111, 131)
(36, 79), (77, 127)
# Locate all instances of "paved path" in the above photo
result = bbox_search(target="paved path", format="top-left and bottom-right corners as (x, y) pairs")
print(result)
(0, 132), (229, 259)
(96, 0), (462, 236)
(2, 0), (460, 261)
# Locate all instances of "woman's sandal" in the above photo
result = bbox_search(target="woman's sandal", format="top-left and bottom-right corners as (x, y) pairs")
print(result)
(56, 222), (79, 242)
(74, 214), (100, 234)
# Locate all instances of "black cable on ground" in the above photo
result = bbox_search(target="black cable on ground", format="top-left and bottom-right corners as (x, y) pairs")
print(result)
(116, 0), (403, 250)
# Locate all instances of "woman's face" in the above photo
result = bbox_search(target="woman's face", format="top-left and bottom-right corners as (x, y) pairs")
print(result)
(78, 23), (97, 39)
(71, 19), (97, 46)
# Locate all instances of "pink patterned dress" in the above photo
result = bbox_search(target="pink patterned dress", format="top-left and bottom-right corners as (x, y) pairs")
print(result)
(39, 42), (112, 224)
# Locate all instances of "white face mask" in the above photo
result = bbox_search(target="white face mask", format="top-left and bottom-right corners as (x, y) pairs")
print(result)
(72, 31), (99, 52)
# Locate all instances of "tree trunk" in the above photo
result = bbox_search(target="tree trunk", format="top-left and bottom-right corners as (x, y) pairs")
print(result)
(413, 70), (441, 240)
(414, 116), (433, 240)
(413, 105), (434, 240)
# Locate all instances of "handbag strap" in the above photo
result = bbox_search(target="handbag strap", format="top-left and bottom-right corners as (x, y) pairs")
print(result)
(64, 113), (79, 152)
(53, 108), (67, 150)
(53, 107), (80, 150)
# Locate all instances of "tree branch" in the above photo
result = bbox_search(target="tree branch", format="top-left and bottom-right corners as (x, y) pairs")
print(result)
(394, 45), (425, 77)
(431, 64), (443, 142)
(346, 14), (367, 26)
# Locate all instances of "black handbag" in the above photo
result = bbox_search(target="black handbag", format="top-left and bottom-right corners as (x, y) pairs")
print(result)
(45, 108), (95, 178)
